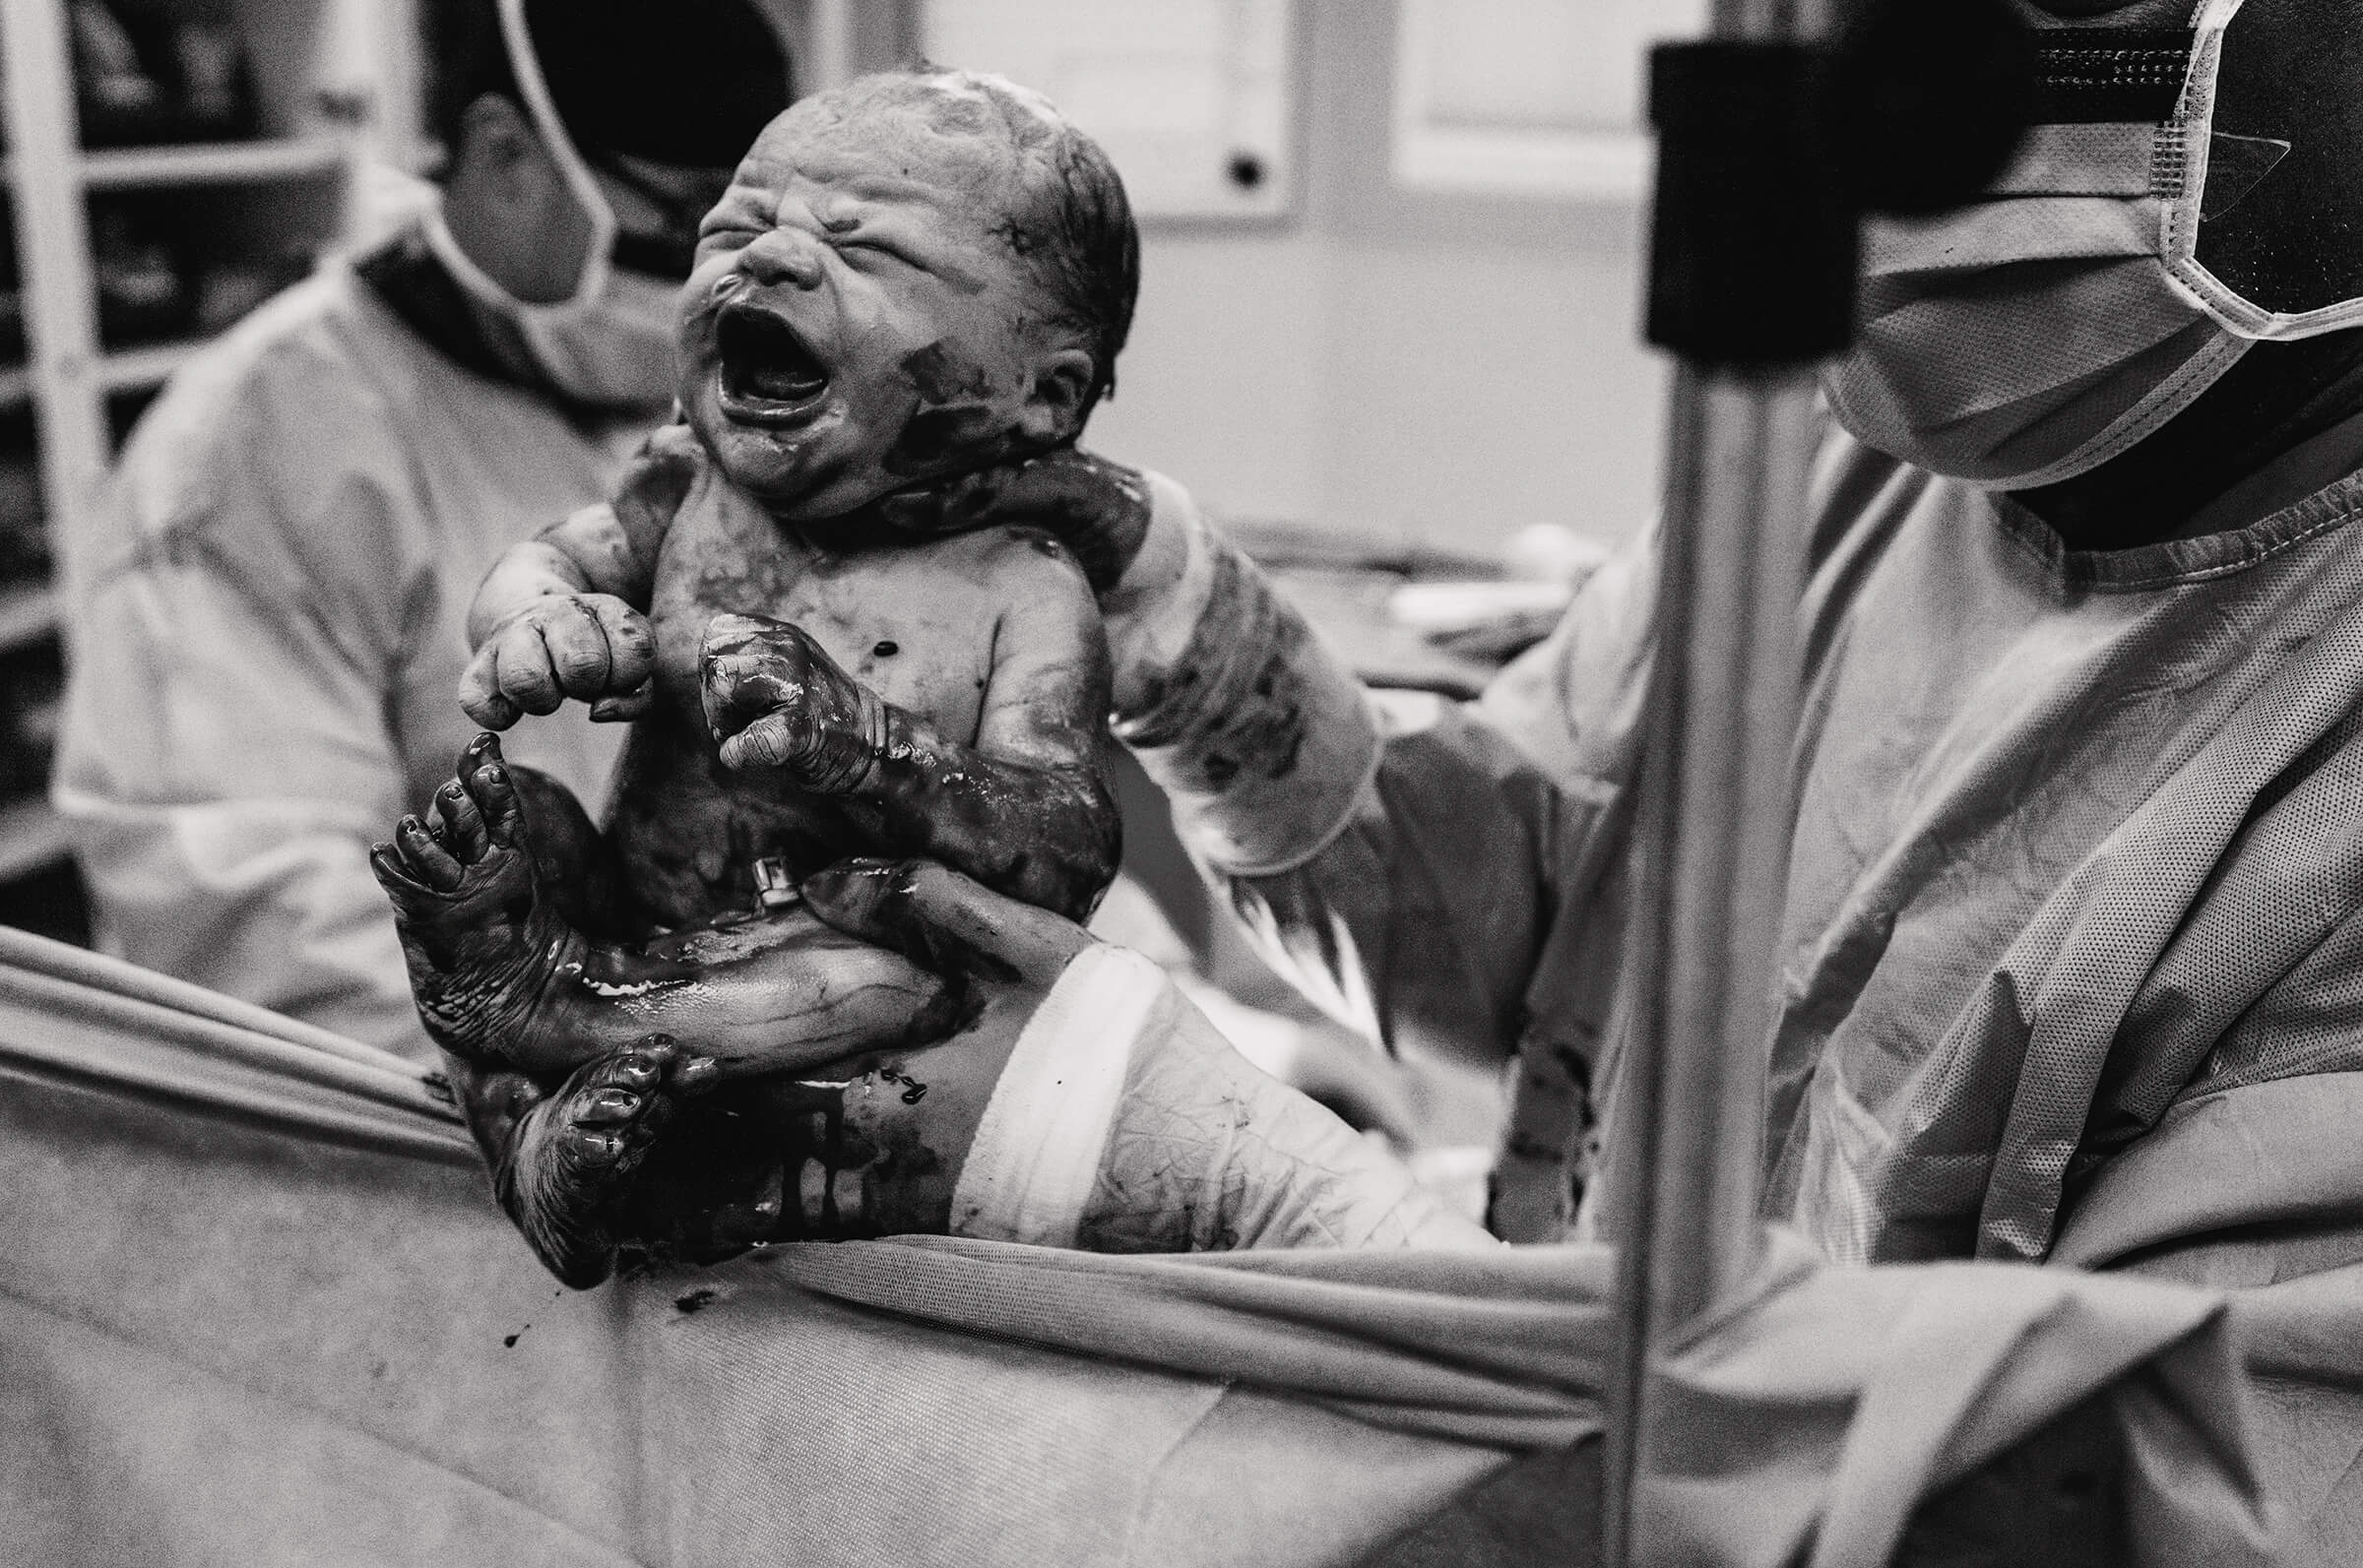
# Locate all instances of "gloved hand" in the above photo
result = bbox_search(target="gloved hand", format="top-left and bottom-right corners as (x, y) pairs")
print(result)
(876, 447), (1157, 596)
(699, 611), (886, 790)
(801, 859), (1489, 1254)
(876, 449), (1220, 722)
(801, 856), (1094, 1018)
(459, 592), (658, 727)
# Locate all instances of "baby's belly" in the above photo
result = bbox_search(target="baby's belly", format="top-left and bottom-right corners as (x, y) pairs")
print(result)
(621, 514), (1014, 924)
(606, 724), (865, 929)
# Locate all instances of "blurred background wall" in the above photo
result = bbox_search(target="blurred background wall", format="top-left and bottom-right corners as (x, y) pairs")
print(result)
(925, 0), (1697, 554)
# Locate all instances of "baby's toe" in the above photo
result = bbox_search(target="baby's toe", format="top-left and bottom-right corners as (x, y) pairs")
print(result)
(574, 1084), (645, 1128)
(463, 761), (525, 847)
(582, 1037), (673, 1095)
(395, 815), (464, 892)
(699, 652), (778, 712)
(434, 778), (489, 861)
(457, 735), (522, 835)
(557, 1037), (685, 1139)
(562, 1124), (631, 1165)
(368, 841), (428, 896)
(458, 730), (504, 778)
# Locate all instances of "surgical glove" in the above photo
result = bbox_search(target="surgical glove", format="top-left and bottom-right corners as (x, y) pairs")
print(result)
(459, 592), (657, 728)
(699, 611), (887, 791)
(876, 448), (1157, 596)
(802, 859), (1492, 1252)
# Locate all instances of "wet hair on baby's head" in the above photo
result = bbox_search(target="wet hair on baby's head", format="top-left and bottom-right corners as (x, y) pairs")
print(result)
(818, 67), (1140, 415)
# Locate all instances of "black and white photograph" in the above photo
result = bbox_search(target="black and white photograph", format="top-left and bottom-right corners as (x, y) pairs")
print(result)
(0, 2), (2345, 1563)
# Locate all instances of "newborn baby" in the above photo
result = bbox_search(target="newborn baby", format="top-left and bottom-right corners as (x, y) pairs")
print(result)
(371, 70), (1141, 1274)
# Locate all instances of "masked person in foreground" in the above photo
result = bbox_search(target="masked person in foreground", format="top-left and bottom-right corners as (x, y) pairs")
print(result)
(988, 0), (2363, 1539)
(969, 0), (2363, 1267)
(51, 0), (788, 1057)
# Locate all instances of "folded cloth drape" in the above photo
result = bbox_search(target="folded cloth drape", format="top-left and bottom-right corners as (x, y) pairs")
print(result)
(0, 928), (2272, 1567)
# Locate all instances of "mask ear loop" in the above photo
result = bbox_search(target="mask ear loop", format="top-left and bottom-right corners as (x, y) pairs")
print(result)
(2159, 0), (2363, 340)
(2158, 0), (2245, 330)
(494, 0), (619, 311)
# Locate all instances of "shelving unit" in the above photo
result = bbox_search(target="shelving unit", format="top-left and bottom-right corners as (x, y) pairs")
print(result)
(0, 581), (57, 652)
(0, 0), (392, 921)
(75, 137), (349, 188)
(95, 338), (204, 394)
(0, 795), (70, 883)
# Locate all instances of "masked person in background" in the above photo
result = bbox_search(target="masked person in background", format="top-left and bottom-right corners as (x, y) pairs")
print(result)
(51, 0), (791, 1057)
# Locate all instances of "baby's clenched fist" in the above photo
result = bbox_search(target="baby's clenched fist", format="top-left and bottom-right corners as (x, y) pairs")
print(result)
(700, 612), (886, 792)
(458, 593), (658, 729)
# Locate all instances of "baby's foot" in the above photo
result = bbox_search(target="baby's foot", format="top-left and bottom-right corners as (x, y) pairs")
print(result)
(496, 1035), (712, 1287)
(371, 733), (585, 1074)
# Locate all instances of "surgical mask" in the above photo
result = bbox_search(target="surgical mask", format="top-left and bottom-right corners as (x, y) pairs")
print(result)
(420, 0), (681, 410)
(1823, 166), (2251, 489)
(1825, 2), (2351, 490)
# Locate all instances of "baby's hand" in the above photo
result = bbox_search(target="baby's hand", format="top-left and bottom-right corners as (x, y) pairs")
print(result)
(700, 612), (886, 792)
(458, 594), (658, 729)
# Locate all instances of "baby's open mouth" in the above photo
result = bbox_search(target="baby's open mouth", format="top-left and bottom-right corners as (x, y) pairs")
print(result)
(717, 304), (831, 421)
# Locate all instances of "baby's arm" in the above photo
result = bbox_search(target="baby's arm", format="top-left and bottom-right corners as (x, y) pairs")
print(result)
(703, 533), (1119, 920)
(459, 424), (701, 727)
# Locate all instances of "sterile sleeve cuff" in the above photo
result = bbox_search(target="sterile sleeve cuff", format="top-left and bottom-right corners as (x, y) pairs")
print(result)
(948, 945), (1163, 1249)
(1112, 498), (1380, 877)
(1103, 469), (1222, 691)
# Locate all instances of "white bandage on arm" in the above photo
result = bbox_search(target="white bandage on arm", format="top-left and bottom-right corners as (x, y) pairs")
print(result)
(949, 945), (1147, 1248)
(1110, 477), (1380, 877)
(952, 945), (1495, 1254)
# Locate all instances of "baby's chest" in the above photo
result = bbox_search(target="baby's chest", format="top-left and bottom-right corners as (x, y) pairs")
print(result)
(645, 513), (1002, 741)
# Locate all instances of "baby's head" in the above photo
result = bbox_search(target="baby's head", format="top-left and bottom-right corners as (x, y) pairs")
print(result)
(677, 68), (1138, 520)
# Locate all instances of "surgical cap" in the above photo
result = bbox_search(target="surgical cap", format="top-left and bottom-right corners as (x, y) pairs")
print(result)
(520, 0), (792, 168)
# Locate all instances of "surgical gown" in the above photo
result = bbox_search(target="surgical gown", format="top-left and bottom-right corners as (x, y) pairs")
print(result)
(1127, 429), (2363, 1256)
(1119, 429), (2363, 1547)
(52, 234), (639, 1059)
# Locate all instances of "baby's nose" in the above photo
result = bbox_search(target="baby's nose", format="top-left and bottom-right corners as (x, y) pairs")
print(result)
(739, 229), (825, 290)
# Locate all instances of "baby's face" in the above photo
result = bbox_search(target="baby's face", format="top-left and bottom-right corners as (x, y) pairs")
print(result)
(678, 98), (1087, 520)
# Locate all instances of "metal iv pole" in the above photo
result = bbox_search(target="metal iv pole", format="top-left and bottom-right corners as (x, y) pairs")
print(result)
(1599, 2), (2034, 1561)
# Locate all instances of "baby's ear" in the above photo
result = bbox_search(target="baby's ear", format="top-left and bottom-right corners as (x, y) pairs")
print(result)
(1017, 347), (1097, 446)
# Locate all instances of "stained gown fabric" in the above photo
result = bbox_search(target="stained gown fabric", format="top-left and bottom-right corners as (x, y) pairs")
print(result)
(1137, 428), (2363, 1559)
(49, 249), (635, 1060)
(0, 929), (2274, 1566)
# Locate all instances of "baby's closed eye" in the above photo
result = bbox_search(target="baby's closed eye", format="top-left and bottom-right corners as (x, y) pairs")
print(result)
(698, 193), (776, 248)
(834, 236), (920, 273)
(696, 227), (765, 267)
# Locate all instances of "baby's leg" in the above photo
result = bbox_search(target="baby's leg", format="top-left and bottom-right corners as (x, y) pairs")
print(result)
(569, 953), (1487, 1271)
(449, 1030), (980, 1287)
(375, 734), (962, 1080)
